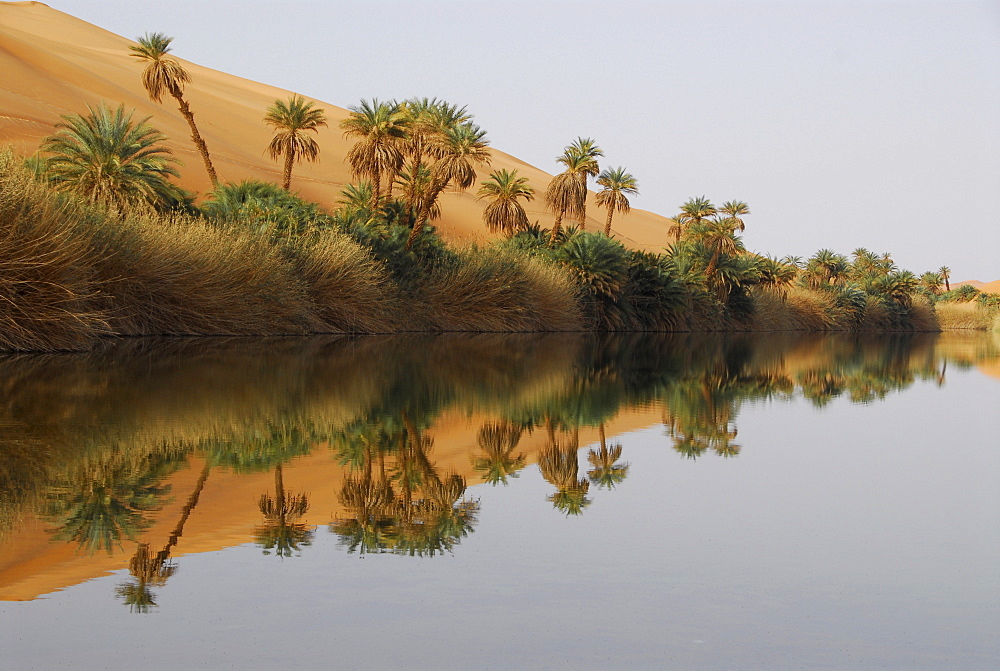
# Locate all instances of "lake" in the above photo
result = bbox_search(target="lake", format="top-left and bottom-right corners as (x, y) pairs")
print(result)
(1, 332), (998, 669)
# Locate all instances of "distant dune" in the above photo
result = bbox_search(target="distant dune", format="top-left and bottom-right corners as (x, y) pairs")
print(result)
(0, 1), (672, 252)
(953, 280), (1000, 294)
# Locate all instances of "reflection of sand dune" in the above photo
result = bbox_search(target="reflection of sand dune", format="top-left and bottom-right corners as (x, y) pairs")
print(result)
(0, 1), (673, 251)
(1, 331), (997, 601)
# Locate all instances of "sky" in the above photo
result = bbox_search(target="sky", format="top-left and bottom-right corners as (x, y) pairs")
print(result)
(47, 0), (1000, 281)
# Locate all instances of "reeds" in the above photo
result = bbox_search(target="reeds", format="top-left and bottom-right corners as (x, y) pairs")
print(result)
(935, 301), (998, 330)
(421, 248), (582, 332)
(0, 152), (110, 350)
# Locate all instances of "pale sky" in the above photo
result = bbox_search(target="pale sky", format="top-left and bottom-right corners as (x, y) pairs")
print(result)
(48, 0), (1000, 281)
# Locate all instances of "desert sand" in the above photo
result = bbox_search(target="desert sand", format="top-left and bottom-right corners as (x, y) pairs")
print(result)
(0, 1), (673, 251)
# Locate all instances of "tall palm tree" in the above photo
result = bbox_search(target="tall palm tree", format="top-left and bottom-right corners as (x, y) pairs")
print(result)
(400, 98), (470, 222)
(671, 196), (717, 242)
(340, 99), (410, 208)
(561, 137), (602, 227)
(472, 422), (526, 485)
(263, 95), (328, 191)
(477, 168), (535, 236)
(40, 103), (184, 211)
(405, 122), (491, 249)
(129, 32), (219, 186)
(544, 153), (589, 245)
(594, 166), (638, 236)
(720, 200), (750, 232)
(938, 266), (951, 292)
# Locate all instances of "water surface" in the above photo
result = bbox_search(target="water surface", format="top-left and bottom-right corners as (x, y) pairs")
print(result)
(1, 332), (998, 669)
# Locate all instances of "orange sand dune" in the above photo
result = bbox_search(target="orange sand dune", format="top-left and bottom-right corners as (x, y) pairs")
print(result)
(0, 1), (673, 251)
(953, 279), (1000, 294)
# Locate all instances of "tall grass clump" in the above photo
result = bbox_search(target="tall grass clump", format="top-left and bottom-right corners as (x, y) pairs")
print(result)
(284, 230), (400, 333)
(0, 150), (109, 351)
(935, 301), (998, 330)
(86, 212), (320, 336)
(421, 248), (581, 331)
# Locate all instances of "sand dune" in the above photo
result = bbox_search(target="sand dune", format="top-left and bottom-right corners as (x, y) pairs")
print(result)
(0, 0), (673, 251)
(954, 279), (1000, 294)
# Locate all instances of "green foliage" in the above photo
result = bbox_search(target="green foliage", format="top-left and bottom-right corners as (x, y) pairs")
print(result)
(202, 179), (333, 237)
(39, 102), (188, 212)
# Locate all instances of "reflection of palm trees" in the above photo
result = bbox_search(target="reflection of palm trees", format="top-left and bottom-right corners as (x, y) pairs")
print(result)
(116, 460), (211, 613)
(587, 423), (629, 489)
(539, 420), (591, 516)
(473, 422), (526, 486)
(46, 454), (173, 555)
(254, 463), (313, 557)
(332, 413), (479, 556)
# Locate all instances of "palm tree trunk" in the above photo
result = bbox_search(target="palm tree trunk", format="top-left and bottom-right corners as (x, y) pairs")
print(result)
(549, 210), (564, 245)
(405, 178), (446, 250)
(371, 170), (382, 211)
(604, 209), (614, 236)
(578, 173), (588, 230)
(170, 90), (219, 187)
(282, 150), (294, 190)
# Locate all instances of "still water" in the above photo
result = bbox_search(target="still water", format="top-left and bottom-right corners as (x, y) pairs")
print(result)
(1, 332), (998, 669)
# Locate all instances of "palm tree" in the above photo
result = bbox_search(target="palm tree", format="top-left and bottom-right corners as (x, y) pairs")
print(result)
(264, 95), (328, 191)
(671, 196), (718, 242)
(594, 166), (638, 236)
(340, 99), (409, 208)
(40, 103), (184, 211)
(405, 122), (491, 249)
(129, 32), (219, 186)
(544, 153), (589, 245)
(720, 200), (750, 232)
(477, 168), (535, 236)
(561, 137), (602, 227)
(939, 266), (951, 292)
(400, 98), (470, 222)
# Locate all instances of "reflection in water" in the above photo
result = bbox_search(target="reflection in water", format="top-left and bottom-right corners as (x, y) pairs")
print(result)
(587, 423), (629, 489)
(473, 422), (526, 486)
(0, 331), (997, 606)
(331, 412), (478, 556)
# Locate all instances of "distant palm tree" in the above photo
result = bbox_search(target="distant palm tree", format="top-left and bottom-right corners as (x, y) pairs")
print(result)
(400, 98), (470, 222)
(264, 95), (328, 190)
(671, 196), (717, 242)
(544, 153), (589, 245)
(129, 32), (219, 186)
(41, 103), (184, 211)
(938, 266), (951, 292)
(405, 122), (491, 249)
(561, 137), (602, 227)
(340, 99), (409, 208)
(594, 166), (638, 236)
(477, 168), (535, 236)
(720, 200), (750, 232)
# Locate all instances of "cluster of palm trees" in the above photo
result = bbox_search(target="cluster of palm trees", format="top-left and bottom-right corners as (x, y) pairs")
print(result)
(40, 31), (646, 250)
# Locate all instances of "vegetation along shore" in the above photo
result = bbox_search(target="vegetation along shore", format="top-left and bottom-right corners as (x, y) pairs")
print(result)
(2, 28), (997, 352)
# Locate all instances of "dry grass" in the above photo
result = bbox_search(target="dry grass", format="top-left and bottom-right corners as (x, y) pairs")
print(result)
(285, 231), (400, 333)
(421, 249), (582, 332)
(87, 212), (321, 336)
(749, 287), (842, 330)
(936, 301), (998, 330)
(0, 151), (110, 351)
